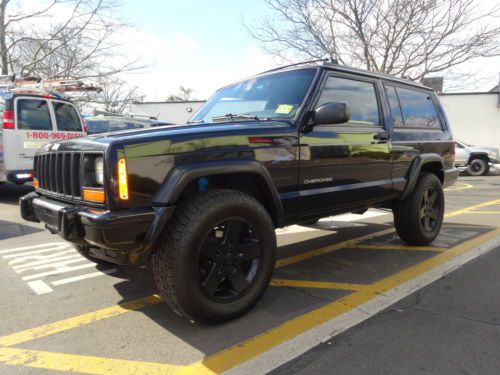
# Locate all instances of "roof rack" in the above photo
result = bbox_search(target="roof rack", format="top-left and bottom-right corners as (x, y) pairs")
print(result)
(259, 57), (340, 75)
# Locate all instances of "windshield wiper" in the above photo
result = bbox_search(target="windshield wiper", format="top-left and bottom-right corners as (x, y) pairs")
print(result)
(187, 119), (204, 124)
(212, 113), (268, 122)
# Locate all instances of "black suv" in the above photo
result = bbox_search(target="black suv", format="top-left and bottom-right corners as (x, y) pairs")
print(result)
(20, 62), (458, 323)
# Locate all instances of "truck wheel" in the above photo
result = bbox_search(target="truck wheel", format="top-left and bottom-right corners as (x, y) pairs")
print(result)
(153, 189), (276, 323)
(393, 172), (444, 245)
(467, 158), (489, 176)
(73, 244), (114, 266)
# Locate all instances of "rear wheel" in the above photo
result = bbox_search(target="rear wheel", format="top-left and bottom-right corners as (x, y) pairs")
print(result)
(393, 172), (444, 245)
(467, 158), (489, 176)
(153, 189), (276, 323)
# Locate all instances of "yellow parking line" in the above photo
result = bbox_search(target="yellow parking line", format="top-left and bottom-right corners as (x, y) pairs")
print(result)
(465, 211), (500, 214)
(270, 279), (371, 292)
(0, 294), (163, 347)
(444, 198), (500, 218)
(276, 228), (395, 268)
(348, 244), (447, 252)
(0, 346), (185, 375)
(444, 183), (473, 191)
(192, 227), (500, 374)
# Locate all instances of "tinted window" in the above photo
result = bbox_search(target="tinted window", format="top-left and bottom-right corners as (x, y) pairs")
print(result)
(396, 87), (441, 128)
(53, 102), (82, 131)
(316, 76), (380, 126)
(385, 86), (404, 127)
(17, 99), (52, 130)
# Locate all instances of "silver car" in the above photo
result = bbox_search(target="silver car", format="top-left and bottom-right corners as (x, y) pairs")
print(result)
(455, 140), (500, 176)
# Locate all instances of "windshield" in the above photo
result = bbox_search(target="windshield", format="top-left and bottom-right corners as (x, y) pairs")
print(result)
(191, 68), (317, 124)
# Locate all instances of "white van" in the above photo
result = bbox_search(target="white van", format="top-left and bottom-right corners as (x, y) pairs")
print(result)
(0, 92), (85, 184)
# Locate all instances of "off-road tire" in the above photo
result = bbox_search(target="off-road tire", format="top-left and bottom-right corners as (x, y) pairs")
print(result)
(393, 172), (444, 245)
(73, 244), (114, 266)
(153, 189), (276, 324)
(467, 158), (489, 176)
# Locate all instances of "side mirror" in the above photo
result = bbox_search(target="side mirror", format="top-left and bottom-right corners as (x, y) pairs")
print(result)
(313, 102), (350, 125)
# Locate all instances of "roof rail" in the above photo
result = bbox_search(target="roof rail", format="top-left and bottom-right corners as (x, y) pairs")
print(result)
(259, 58), (332, 74)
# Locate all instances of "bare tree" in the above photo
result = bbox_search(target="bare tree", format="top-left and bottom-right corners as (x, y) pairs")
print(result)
(166, 86), (195, 102)
(247, 0), (500, 82)
(0, 0), (141, 78)
(80, 76), (143, 114)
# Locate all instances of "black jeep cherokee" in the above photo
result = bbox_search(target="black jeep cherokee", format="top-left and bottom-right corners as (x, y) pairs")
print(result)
(20, 62), (458, 323)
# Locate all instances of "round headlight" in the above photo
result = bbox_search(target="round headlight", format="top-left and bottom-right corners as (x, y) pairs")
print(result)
(95, 157), (104, 186)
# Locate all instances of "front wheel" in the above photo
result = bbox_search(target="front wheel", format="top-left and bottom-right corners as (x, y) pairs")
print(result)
(153, 189), (276, 323)
(393, 172), (444, 245)
(467, 158), (489, 176)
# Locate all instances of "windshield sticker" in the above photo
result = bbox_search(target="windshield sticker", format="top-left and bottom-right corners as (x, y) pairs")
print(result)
(275, 104), (294, 114)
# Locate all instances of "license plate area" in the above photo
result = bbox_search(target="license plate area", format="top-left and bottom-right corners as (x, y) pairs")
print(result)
(33, 198), (68, 232)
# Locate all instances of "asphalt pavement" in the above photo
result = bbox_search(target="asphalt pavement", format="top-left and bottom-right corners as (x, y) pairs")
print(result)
(0, 175), (499, 375)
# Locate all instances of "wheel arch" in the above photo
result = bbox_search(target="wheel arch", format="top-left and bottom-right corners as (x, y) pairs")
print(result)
(467, 152), (489, 165)
(152, 161), (284, 227)
(400, 154), (444, 201)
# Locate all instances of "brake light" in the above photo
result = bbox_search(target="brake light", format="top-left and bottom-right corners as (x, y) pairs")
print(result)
(117, 158), (129, 200)
(3, 109), (14, 129)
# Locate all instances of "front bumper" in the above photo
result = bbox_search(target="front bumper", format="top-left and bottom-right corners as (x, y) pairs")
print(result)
(20, 192), (175, 265)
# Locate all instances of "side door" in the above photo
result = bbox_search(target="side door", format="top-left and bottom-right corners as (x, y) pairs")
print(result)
(4, 97), (54, 172)
(298, 73), (393, 217)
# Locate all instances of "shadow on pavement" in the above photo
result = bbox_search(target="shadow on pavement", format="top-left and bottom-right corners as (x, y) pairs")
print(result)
(0, 183), (34, 205)
(0, 219), (44, 240)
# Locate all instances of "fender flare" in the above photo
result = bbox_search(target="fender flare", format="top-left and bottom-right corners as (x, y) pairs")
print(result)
(153, 160), (285, 225)
(400, 154), (444, 201)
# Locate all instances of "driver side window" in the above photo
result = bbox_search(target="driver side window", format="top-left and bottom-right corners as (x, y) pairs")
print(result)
(316, 76), (380, 126)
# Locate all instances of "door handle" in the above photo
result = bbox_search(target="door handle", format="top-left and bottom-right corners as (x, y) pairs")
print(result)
(373, 133), (390, 141)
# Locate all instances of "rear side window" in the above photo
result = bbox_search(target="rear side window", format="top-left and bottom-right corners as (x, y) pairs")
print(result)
(395, 87), (441, 129)
(316, 76), (380, 126)
(385, 86), (404, 127)
(17, 99), (52, 130)
(53, 102), (82, 131)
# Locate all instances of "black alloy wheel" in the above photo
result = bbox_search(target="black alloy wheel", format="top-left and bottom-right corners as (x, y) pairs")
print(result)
(420, 187), (440, 233)
(199, 219), (261, 302)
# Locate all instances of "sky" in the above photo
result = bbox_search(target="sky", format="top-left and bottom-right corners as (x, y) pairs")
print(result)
(118, 0), (278, 101)
(117, 0), (500, 101)
(11, 0), (500, 101)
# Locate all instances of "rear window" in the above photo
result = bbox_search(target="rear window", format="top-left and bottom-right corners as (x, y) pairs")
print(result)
(395, 87), (441, 129)
(17, 99), (52, 130)
(53, 102), (82, 131)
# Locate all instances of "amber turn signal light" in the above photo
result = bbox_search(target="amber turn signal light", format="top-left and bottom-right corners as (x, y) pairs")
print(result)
(33, 178), (39, 189)
(82, 188), (105, 203)
(117, 158), (129, 200)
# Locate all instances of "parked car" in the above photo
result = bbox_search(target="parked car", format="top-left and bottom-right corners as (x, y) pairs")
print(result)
(454, 140), (500, 176)
(85, 115), (174, 135)
(0, 91), (84, 185)
(20, 61), (458, 323)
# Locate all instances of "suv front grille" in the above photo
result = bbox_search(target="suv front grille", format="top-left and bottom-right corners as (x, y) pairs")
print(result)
(35, 152), (83, 199)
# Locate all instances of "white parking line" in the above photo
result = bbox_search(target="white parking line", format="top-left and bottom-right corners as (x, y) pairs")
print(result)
(26, 280), (54, 295)
(0, 242), (117, 294)
(52, 269), (117, 286)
